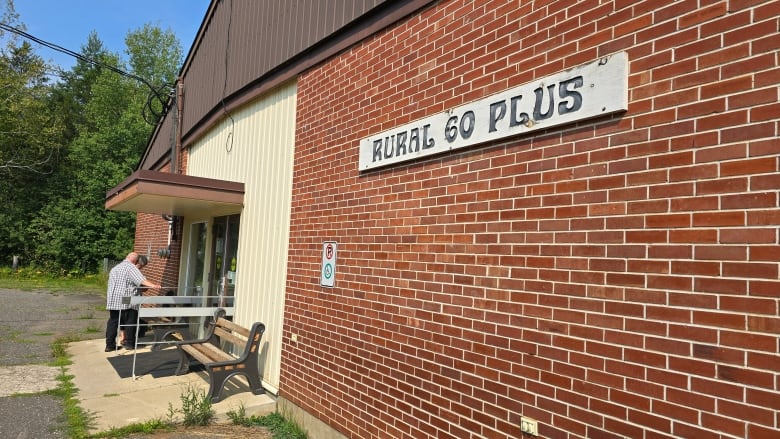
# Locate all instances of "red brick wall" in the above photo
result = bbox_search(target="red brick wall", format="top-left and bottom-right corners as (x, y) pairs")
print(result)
(134, 212), (181, 291)
(133, 163), (183, 292)
(285, 1), (780, 438)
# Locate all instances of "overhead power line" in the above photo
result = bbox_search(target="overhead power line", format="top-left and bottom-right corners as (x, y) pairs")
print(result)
(0, 22), (173, 124)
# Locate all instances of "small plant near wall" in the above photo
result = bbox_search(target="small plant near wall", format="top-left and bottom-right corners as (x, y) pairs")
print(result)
(227, 403), (308, 438)
(168, 385), (216, 426)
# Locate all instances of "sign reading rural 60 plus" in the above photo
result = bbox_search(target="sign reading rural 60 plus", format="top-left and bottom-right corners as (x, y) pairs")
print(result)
(359, 52), (628, 171)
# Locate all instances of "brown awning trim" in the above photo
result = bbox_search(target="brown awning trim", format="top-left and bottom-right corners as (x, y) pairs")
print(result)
(105, 170), (244, 217)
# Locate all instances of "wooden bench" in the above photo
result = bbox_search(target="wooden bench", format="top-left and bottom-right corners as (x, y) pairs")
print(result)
(174, 317), (266, 402)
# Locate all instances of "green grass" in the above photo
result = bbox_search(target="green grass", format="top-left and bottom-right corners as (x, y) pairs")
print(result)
(0, 267), (106, 295)
(49, 335), (175, 439)
(84, 325), (101, 334)
(49, 335), (95, 438)
(88, 419), (173, 438)
(5, 329), (32, 343)
(14, 269), (304, 439)
(172, 385), (215, 427)
(228, 404), (308, 439)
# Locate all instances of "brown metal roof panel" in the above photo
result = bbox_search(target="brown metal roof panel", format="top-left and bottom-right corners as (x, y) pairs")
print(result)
(140, 0), (434, 171)
(143, 109), (176, 170)
(181, 0), (391, 131)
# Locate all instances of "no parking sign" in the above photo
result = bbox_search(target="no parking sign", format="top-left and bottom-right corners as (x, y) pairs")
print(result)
(320, 241), (337, 287)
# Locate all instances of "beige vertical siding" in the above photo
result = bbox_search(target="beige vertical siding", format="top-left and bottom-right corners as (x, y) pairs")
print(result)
(186, 81), (297, 392)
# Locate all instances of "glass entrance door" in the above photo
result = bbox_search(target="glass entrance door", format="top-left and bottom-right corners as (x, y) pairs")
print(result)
(209, 215), (240, 308)
(184, 222), (208, 298)
(183, 215), (240, 337)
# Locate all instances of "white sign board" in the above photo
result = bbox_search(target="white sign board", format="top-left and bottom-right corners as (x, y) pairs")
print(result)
(321, 241), (337, 287)
(359, 52), (628, 170)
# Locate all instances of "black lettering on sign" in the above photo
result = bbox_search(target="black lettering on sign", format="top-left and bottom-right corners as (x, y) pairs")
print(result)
(489, 76), (583, 133)
(445, 111), (475, 143)
(558, 76), (583, 115)
(372, 124), (433, 163)
(533, 84), (556, 121)
(384, 134), (395, 159)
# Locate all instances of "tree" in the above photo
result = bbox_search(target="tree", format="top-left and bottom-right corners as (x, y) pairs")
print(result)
(48, 32), (113, 140)
(28, 25), (183, 272)
(126, 23), (182, 87)
(0, 0), (60, 176)
(125, 23), (183, 126)
(0, 0), (20, 48)
(0, 41), (63, 260)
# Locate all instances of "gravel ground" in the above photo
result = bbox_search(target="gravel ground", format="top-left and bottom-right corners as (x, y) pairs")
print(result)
(0, 288), (106, 367)
(0, 288), (273, 439)
(0, 287), (105, 438)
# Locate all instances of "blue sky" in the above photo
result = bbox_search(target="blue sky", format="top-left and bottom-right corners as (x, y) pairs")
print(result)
(14, 0), (211, 70)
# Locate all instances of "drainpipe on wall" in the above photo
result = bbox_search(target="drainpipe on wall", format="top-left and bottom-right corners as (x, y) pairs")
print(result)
(173, 80), (184, 174)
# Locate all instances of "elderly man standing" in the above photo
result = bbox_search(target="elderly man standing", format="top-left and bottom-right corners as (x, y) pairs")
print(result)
(105, 252), (161, 351)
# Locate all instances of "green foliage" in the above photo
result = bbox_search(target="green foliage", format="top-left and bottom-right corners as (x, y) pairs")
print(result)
(125, 23), (182, 87)
(0, 40), (64, 260)
(84, 325), (101, 334)
(89, 419), (172, 438)
(227, 404), (309, 439)
(170, 385), (215, 427)
(0, 0), (20, 44)
(0, 5), (184, 274)
(0, 267), (107, 294)
(50, 333), (172, 438)
(29, 50), (146, 272)
(47, 336), (95, 438)
(226, 403), (250, 425)
(49, 333), (174, 439)
(50, 334), (80, 364)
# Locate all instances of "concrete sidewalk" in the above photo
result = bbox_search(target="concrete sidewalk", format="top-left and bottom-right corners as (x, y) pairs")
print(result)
(68, 338), (276, 433)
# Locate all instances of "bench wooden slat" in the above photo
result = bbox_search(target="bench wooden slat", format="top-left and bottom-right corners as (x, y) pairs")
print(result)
(174, 318), (266, 402)
(182, 342), (233, 363)
(213, 326), (247, 349)
(196, 340), (234, 362)
(181, 344), (217, 365)
(214, 317), (250, 337)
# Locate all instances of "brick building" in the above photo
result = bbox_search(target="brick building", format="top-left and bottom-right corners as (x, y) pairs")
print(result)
(107, 1), (780, 438)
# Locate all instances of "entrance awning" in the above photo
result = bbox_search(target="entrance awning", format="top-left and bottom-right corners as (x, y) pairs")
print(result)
(105, 170), (244, 217)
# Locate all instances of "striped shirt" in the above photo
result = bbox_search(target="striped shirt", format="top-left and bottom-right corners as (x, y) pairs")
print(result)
(106, 260), (146, 310)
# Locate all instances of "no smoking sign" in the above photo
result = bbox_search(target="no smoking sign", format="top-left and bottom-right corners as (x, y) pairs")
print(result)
(320, 241), (337, 287)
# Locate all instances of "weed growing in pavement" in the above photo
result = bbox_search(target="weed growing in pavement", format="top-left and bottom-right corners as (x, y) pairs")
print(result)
(5, 329), (29, 343)
(226, 403), (250, 425)
(50, 335), (175, 439)
(84, 325), (101, 334)
(89, 419), (173, 438)
(227, 403), (308, 438)
(49, 335), (94, 438)
(51, 334), (80, 362)
(170, 385), (215, 426)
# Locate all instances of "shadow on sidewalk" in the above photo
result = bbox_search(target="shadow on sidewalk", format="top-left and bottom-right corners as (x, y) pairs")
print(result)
(105, 348), (204, 379)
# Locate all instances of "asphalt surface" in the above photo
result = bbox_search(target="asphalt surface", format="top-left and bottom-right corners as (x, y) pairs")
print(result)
(0, 287), (106, 438)
(0, 288), (275, 439)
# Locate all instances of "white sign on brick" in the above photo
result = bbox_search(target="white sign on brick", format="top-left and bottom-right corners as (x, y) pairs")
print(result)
(321, 241), (337, 287)
(359, 52), (628, 171)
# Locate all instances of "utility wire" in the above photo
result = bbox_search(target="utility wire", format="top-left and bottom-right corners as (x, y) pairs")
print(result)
(0, 22), (173, 124)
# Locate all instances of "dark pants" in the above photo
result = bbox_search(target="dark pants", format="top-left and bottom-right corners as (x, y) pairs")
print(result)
(105, 308), (139, 348)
